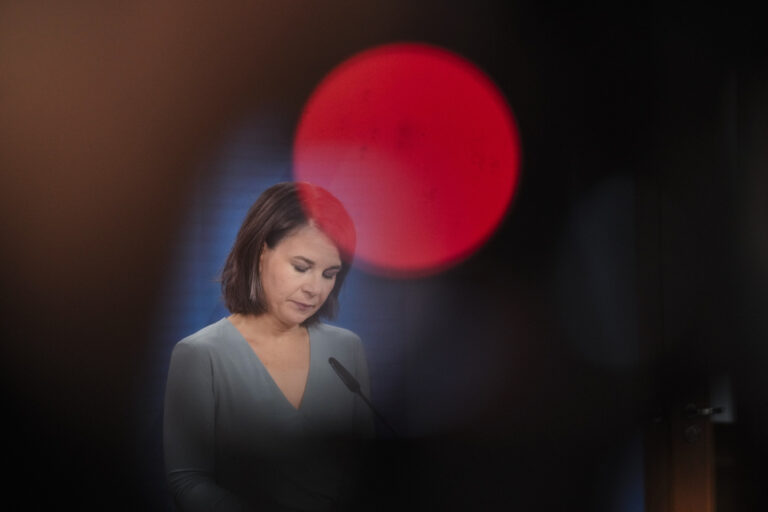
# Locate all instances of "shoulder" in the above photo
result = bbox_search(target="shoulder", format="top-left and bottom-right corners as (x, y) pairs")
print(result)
(310, 323), (363, 351)
(172, 318), (232, 357)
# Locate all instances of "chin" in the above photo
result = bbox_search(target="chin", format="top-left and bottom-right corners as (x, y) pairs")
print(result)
(298, 313), (316, 325)
(282, 311), (313, 327)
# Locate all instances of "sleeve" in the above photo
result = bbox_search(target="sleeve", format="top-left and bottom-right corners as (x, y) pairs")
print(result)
(351, 336), (376, 439)
(163, 340), (249, 512)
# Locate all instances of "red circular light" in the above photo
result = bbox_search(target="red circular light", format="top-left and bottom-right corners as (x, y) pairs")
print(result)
(293, 43), (521, 277)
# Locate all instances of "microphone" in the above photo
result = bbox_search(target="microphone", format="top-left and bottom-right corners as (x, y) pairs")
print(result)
(328, 357), (398, 438)
(328, 357), (360, 393)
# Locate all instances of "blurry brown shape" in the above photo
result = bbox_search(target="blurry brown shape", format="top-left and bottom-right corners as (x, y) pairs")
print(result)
(0, 0), (395, 463)
(644, 401), (717, 512)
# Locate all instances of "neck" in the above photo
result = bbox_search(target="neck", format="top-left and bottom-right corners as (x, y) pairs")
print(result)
(228, 312), (304, 342)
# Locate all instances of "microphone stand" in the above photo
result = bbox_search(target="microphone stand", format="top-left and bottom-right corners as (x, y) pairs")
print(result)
(329, 357), (399, 438)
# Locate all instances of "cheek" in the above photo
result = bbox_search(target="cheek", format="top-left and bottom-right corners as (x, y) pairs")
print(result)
(321, 279), (337, 299)
(262, 264), (291, 302)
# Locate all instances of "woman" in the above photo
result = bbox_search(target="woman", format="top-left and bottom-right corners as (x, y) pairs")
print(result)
(164, 182), (374, 511)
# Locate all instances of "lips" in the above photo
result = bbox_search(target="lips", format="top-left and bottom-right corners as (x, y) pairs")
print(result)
(290, 300), (315, 310)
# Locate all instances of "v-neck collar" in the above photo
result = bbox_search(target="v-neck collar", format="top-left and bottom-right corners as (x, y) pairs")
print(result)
(222, 317), (313, 413)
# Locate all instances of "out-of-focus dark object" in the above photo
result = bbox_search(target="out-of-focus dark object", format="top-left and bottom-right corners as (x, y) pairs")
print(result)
(0, 2), (395, 508)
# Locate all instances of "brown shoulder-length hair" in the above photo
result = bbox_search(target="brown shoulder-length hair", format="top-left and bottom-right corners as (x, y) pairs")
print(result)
(220, 182), (356, 326)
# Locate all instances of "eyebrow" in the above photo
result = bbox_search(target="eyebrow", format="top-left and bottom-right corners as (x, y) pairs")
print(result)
(293, 256), (341, 270)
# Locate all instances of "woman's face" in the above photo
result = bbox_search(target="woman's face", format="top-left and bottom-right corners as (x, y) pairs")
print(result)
(259, 223), (342, 328)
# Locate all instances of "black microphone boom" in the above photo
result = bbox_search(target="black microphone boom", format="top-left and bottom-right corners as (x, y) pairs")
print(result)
(328, 357), (398, 437)
(328, 356), (361, 393)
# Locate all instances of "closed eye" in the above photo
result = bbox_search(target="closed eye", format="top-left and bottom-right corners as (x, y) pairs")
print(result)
(293, 265), (309, 273)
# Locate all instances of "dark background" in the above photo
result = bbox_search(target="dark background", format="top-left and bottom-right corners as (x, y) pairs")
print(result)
(1, 1), (766, 510)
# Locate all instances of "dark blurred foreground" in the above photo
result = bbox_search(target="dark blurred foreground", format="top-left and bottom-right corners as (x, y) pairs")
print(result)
(1, 1), (767, 510)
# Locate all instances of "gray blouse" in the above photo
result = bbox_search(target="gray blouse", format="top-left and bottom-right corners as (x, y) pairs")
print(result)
(163, 318), (374, 511)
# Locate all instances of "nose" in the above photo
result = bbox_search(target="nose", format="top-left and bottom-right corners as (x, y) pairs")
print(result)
(301, 272), (321, 297)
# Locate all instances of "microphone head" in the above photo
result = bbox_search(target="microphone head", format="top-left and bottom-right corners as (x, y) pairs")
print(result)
(328, 357), (361, 393)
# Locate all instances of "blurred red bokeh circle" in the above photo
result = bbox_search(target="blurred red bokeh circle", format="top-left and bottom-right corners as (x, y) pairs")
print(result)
(294, 43), (521, 277)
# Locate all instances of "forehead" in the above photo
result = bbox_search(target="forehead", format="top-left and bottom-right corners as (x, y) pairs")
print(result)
(274, 224), (341, 263)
